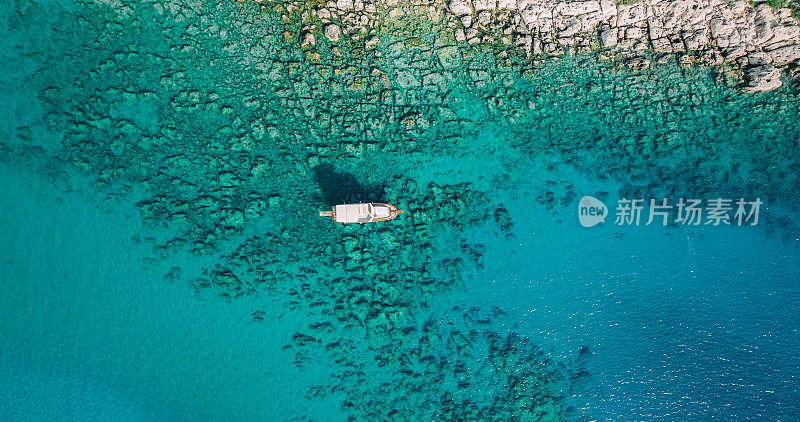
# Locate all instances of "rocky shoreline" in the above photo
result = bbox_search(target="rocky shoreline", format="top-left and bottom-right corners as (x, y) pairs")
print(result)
(260, 0), (800, 92)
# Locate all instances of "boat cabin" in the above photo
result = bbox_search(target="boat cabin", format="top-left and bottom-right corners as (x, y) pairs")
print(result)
(319, 203), (403, 224)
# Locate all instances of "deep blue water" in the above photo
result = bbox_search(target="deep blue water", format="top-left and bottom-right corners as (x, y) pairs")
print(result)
(457, 202), (800, 420)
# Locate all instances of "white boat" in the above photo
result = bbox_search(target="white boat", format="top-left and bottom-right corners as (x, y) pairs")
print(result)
(319, 203), (404, 224)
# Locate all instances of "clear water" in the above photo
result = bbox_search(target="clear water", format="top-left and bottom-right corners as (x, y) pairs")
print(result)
(2, 0), (800, 420)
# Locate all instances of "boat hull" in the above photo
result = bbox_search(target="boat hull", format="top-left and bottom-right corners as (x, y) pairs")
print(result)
(319, 203), (403, 224)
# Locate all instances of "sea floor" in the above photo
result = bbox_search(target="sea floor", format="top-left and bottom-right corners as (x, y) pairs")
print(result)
(2, 0), (800, 421)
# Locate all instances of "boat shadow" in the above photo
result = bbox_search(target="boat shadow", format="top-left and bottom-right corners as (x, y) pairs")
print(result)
(311, 163), (385, 206)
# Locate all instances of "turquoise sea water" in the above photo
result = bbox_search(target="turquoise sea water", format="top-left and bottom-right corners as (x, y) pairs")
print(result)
(2, 0), (800, 420)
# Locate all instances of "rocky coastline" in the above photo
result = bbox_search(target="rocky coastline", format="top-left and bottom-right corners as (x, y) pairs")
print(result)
(259, 0), (800, 92)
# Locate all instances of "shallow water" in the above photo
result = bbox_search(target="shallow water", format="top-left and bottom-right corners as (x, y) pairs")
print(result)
(2, 0), (800, 420)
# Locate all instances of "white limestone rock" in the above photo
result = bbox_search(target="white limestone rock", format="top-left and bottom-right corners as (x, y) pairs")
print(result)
(449, 0), (474, 16)
(767, 44), (800, 65)
(336, 0), (354, 10)
(652, 37), (672, 52)
(600, 28), (618, 47)
(474, 0), (496, 11)
(744, 65), (782, 92)
(301, 32), (316, 48)
(498, 0), (518, 9)
(556, 1), (600, 17)
(747, 51), (773, 66)
(324, 24), (341, 42)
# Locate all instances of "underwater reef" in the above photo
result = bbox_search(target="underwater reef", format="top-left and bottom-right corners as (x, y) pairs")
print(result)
(3, 0), (800, 420)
